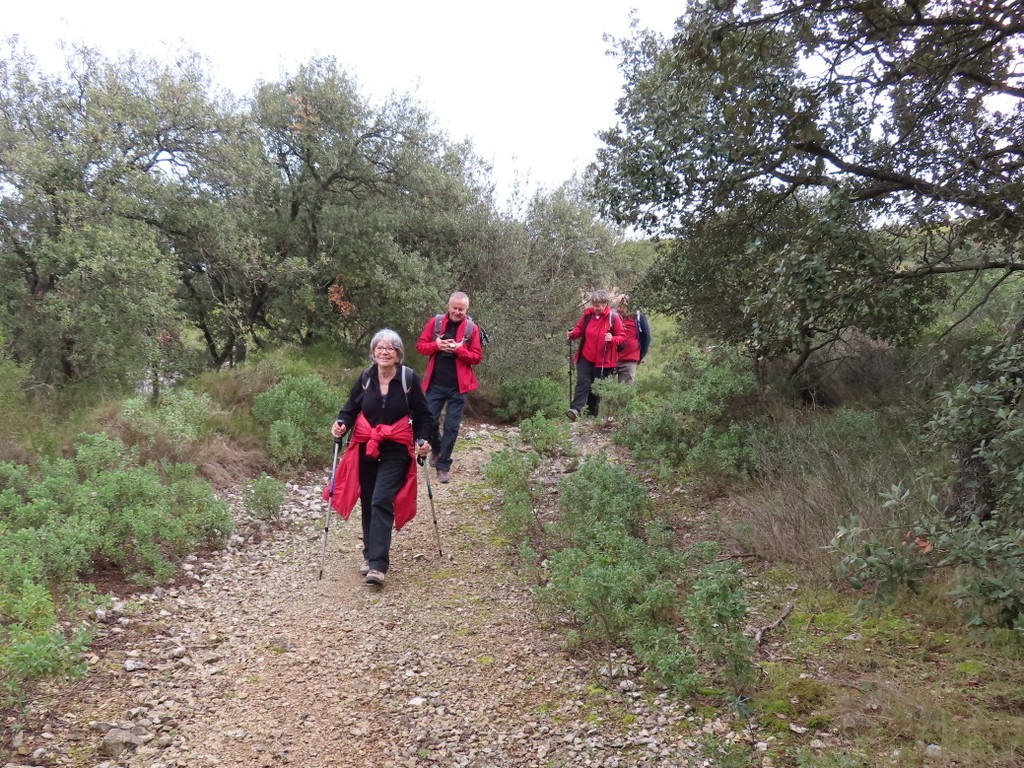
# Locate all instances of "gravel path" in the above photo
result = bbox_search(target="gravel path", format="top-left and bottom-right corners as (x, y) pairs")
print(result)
(5, 424), (749, 768)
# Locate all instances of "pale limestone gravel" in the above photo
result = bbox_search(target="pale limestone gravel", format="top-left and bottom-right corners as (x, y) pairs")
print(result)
(7, 424), (748, 768)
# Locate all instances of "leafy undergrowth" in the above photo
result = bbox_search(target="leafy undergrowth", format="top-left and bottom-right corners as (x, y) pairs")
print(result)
(501, 414), (1024, 767)
(705, 498), (1024, 767)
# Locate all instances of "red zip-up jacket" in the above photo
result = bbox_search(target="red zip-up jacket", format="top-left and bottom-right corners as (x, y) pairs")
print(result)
(568, 307), (625, 369)
(416, 314), (484, 393)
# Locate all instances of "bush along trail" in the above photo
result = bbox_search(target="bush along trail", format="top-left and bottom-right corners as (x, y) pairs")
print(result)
(4, 420), (825, 768)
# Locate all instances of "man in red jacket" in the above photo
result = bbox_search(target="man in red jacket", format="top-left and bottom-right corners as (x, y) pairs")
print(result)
(566, 290), (625, 420)
(415, 291), (484, 483)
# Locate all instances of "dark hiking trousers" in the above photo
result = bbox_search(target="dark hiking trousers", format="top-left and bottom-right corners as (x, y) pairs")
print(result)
(570, 358), (615, 417)
(358, 451), (411, 573)
(425, 383), (466, 472)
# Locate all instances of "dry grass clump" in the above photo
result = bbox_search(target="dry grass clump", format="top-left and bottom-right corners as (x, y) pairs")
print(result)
(729, 408), (922, 575)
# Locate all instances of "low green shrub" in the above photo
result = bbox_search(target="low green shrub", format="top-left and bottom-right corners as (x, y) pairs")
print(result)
(614, 344), (762, 480)
(590, 377), (636, 419)
(495, 378), (565, 422)
(555, 453), (652, 544)
(518, 413), (572, 456)
(253, 375), (345, 469)
(244, 473), (286, 521)
(121, 388), (215, 443)
(541, 520), (684, 644)
(0, 432), (232, 702)
(483, 447), (542, 541)
(685, 561), (756, 690)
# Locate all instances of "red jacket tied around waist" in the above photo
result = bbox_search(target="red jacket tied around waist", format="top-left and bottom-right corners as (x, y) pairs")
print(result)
(323, 413), (419, 530)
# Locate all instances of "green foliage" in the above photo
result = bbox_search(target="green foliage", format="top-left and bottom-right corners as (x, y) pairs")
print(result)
(121, 389), (216, 443)
(252, 375), (345, 469)
(243, 473), (287, 522)
(482, 447), (542, 541)
(495, 378), (566, 422)
(517, 413), (572, 456)
(468, 181), (623, 396)
(0, 432), (229, 701)
(554, 454), (652, 544)
(684, 562), (756, 690)
(595, 2), (1016, 370)
(541, 519), (685, 645)
(615, 344), (761, 480)
(831, 332), (1024, 628)
(532, 453), (755, 695)
(625, 624), (698, 693)
(590, 377), (636, 420)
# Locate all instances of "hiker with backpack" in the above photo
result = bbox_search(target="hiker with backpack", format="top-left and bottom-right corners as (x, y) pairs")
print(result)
(614, 293), (651, 385)
(566, 290), (626, 420)
(328, 329), (434, 587)
(415, 291), (484, 484)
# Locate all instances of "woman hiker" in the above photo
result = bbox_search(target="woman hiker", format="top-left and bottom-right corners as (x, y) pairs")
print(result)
(566, 290), (625, 420)
(327, 329), (434, 587)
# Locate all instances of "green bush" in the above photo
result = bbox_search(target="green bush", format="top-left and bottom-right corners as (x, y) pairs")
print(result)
(244, 473), (286, 521)
(684, 561), (756, 690)
(496, 377), (565, 422)
(614, 345), (761, 479)
(121, 388), (216, 443)
(685, 422), (757, 484)
(0, 432), (232, 702)
(831, 333), (1024, 628)
(518, 413), (572, 456)
(253, 375), (345, 469)
(541, 519), (684, 643)
(590, 377), (636, 419)
(555, 453), (652, 544)
(483, 447), (542, 541)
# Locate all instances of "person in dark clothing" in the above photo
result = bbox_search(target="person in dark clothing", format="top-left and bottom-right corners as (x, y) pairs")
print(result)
(614, 293), (651, 385)
(415, 291), (484, 484)
(566, 290), (626, 420)
(329, 329), (433, 587)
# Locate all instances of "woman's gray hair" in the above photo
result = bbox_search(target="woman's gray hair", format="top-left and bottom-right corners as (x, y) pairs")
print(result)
(590, 290), (611, 305)
(369, 328), (405, 364)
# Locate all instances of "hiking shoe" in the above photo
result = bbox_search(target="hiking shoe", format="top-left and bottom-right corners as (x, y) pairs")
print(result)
(359, 560), (370, 576)
(436, 470), (450, 483)
(365, 569), (385, 586)
(566, 408), (579, 422)
(429, 452), (438, 467)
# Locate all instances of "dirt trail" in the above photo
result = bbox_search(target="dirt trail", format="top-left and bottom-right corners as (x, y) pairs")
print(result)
(4, 424), (735, 768)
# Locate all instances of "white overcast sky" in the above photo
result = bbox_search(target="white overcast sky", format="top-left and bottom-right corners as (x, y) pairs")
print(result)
(6, 1), (682, 203)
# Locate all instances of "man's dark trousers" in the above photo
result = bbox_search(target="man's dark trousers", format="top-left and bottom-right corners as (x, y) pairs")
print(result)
(426, 383), (466, 473)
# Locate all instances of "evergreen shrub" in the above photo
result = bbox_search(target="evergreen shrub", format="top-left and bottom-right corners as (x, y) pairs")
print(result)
(483, 447), (541, 540)
(244, 473), (286, 521)
(555, 453), (651, 543)
(252, 375), (345, 469)
(615, 344), (761, 479)
(518, 413), (572, 456)
(495, 378), (565, 422)
(0, 432), (230, 701)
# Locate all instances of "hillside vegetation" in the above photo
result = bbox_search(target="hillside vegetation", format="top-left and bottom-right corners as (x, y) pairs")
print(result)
(3, 2), (1024, 765)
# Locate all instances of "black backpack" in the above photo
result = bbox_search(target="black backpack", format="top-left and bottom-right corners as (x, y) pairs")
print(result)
(434, 313), (489, 348)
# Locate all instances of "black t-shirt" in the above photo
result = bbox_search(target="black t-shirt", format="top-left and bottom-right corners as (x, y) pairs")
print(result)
(431, 317), (462, 390)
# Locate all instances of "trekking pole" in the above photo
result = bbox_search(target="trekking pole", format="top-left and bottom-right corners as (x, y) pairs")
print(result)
(568, 336), (574, 403)
(318, 434), (343, 581)
(418, 455), (443, 557)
